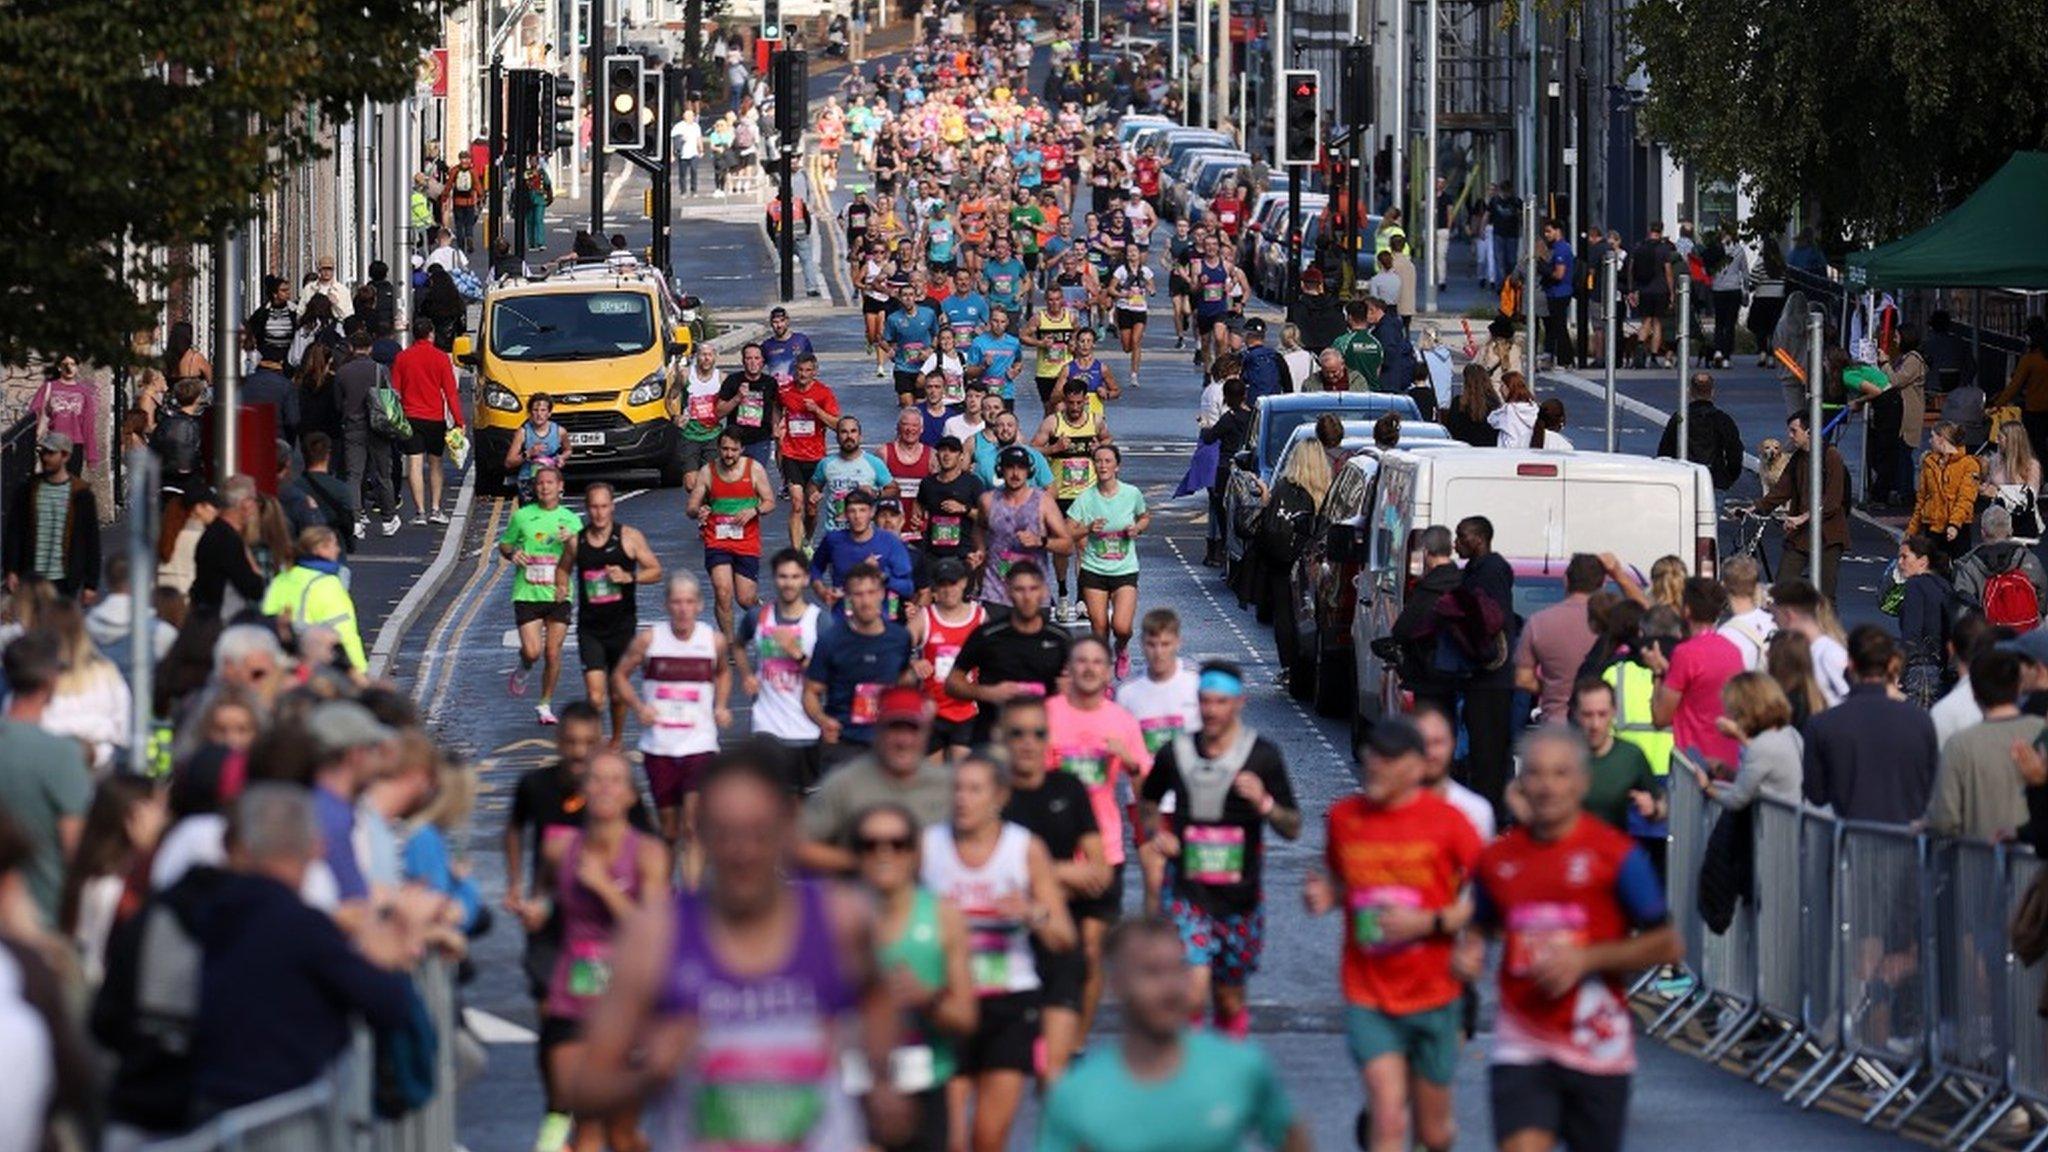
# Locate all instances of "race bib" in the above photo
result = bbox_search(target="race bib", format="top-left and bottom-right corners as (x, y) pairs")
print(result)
(994, 549), (1023, 580)
(943, 374), (966, 407)
(565, 938), (612, 999)
(788, 416), (817, 438)
(1202, 282), (1224, 303)
(1059, 456), (1093, 488)
(889, 1045), (937, 1094)
(1504, 902), (1591, 978)
(1348, 886), (1424, 954)
(687, 393), (718, 421)
(991, 273), (1016, 296)
(737, 395), (766, 427)
(1183, 824), (1246, 885)
(1138, 715), (1182, 755)
(930, 514), (963, 547)
(968, 925), (1014, 993)
(693, 1069), (828, 1148)
(523, 561), (557, 586)
(1060, 751), (1107, 788)
(651, 682), (705, 729)
(850, 682), (885, 725)
(711, 514), (745, 542)
(580, 567), (621, 604)
(933, 644), (961, 684)
(1093, 530), (1129, 562)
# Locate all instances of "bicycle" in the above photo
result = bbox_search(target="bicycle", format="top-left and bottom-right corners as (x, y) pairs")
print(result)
(1721, 502), (1783, 582)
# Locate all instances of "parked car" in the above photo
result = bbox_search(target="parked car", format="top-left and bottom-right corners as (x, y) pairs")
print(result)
(1222, 392), (1421, 576)
(1254, 206), (1323, 300)
(1237, 186), (1327, 265)
(1348, 449), (1717, 748)
(1175, 154), (1256, 224)
(1162, 148), (1248, 217)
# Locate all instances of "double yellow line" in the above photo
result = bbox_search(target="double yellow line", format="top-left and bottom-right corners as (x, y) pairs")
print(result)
(418, 496), (511, 724)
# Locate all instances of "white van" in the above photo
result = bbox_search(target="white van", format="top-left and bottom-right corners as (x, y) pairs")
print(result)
(1348, 449), (1718, 739)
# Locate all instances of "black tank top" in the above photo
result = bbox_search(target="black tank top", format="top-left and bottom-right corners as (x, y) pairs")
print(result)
(573, 526), (637, 632)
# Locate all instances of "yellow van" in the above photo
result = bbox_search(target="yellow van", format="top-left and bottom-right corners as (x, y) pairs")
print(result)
(454, 262), (693, 493)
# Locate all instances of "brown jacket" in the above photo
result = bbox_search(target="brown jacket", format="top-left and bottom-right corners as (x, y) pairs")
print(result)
(1754, 444), (1850, 552)
(1907, 449), (1982, 536)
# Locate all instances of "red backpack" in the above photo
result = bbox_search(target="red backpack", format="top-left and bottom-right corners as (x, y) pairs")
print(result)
(1983, 569), (2040, 633)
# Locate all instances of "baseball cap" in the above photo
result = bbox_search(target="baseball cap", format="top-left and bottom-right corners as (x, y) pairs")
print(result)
(1301, 266), (1325, 288)
(36, 431), (72, 455)
(930, 557), (971, 585)
(997, 445), (1033, 470)
(1361, 714), (1428, 759)
(936, 434), (965, 452)
(2000, 631), (2048, 666)
(307, 700), (398, 754)
(843, 487), (878, 508)
(878, 686), (931, 727)
(1242, 317), (1267, 336)
(769, 305), (788, 318)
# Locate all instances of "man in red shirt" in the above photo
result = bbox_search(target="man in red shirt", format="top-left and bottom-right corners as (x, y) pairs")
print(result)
(774, 352), (840, 550)
(1471, 727), (1680, 1152)
(1306, 715), (1483, 1152)
(390, 315), (465, 524)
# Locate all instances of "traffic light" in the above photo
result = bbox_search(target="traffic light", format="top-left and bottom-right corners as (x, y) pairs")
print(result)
(547, 72), (575, 152)
(505, 69), (544, 157)
(1280, 70), (1319, 167)
(1080, 0), (1099, 41)
(641, 66), (666, 144)
(603, 54), (646, 152)
(762, 0), (783, 42)
(1341, 40), (1372, 129)
(773, 49), (809, 140)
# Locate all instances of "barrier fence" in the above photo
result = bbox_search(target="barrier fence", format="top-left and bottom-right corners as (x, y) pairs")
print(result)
(140, 959), (459, 1152)
(1639, 754), (2048, 1151)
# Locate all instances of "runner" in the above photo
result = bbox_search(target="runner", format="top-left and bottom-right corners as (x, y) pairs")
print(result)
(803, 563), (916, 771)
(883, 409), (935, 543)
(1108, 243), (1155, 388)
(811, 416), (896, 539)
(1065, 444), (1148, 672)
(1033, 383), (1110, 623)
(1303, 715), (1483, 1152)
(538, 749), (669, 1152)
(1470, 727), (1682, 1152)
(909, 558), (987, 761)
(982, 238), (1031, 323)
(1189, 232), (1232, 366)
(958, 184), (995, 278)
(673, 342), (725, 498)
(553, 482), (662, 746)
(921, 326), (972, 410)
(716, 342), (780, 473)
(973, 410), (1054, 489)
(1138, 660), (1302, 1037)
(1044, 636), (1152, 1067)
(685, 429), (776, 641)
(611, 573), (732, 883)
(946, 559), (1073, 745)
(920, 754), (1075, 1152)
(1055, 328), (1120, 419)
(1165, 216), (1196, 350)
(942, 267), (991, 342)
(1115, 609), (1202, 917)
(1049, 247), (1100, 342)
(1036, 915), (1309, 1152)
(557, 753), (914, 1150)
(776, 352), (841, 550)
(798, 686), (956, 874)
(500, 466), (582, 726)
(843, 188), (876, 272)
(856, 801), (979, 1152)
(884, 278), (945, 406)
(760, 305), (816, 385)
(862, 240), (899, 376)
(917, 436), (986, 570)
(1019, 287), (1078, 414)
(968, 308), (1025, 411)
(733, 549), (827, 791)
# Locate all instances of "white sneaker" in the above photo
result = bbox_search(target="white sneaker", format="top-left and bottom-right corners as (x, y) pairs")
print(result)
(430, 509), (451, 525)
(536, 702), (559, 726)
(352, 518), (367, 540)
(381, 515), (402, 537)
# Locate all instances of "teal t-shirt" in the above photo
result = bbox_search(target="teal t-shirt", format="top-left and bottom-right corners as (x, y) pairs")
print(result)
(500, 502), (583, 602)
(1036, 1030), (1295, 1152)
(1068, 481), (1146, 578)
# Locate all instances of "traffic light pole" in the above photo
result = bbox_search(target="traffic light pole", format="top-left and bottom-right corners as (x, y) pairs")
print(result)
(488, 56), (505, 252)
(1286, 175), (1301, 313)
(778, 141), (795, 303)
(590, 0), (607, 237)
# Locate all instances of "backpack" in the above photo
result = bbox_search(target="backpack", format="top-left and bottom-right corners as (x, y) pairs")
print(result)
(1983, 569), (2040, 633)
(1430, 585), (1510, 676)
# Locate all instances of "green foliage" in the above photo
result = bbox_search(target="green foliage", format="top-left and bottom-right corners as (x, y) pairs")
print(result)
(0, 0), (459, 367)
(1629, 0), (2048, 250)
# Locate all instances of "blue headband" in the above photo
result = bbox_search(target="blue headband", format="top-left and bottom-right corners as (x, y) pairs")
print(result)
(1198, 669), (1245, 697)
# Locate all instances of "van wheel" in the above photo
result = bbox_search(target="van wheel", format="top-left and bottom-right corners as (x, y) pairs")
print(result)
(658, 454), (686, 489)
(1312, 629), (1352, 717)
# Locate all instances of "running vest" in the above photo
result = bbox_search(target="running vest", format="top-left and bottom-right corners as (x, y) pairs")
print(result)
(1169, 727), (1259, 823)
(1034, 311), (1077, 378)
(1055, 271), (1090, 318)
(1050, 410), (1100, 500)
(982, 488), (1050, 605)
(921, 602), (985, 724)
(1604, 661), (1673, 776)
(652, 883), (860, 1151)
(639, 621), (719, 758)
(545, 828), (643, 1020)
(876, 887), (958, 1090)
(750, 603), (823, 741)
(1194, 259), (1229, 313)
(573, 526), (638, 634)
(920, 822), (1040, 996)
(1112, 265), (1150, 312)
(701, 462), (762, 555)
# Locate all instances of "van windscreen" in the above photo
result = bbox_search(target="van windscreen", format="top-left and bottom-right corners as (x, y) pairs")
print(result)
(490, 292), (655, 361)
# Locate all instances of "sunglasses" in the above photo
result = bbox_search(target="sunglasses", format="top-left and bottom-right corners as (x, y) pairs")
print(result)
(856, 834), (915, 854)
(1003, 726), (1048, 739)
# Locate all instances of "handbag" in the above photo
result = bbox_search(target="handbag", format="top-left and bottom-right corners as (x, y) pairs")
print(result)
(369, 370), (414, 442)
(1877, 561), (1905, 617)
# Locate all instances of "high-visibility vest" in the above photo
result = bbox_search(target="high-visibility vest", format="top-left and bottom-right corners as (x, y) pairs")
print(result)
(262, 565), (366, 671)
(1605, 659), (1672, 777)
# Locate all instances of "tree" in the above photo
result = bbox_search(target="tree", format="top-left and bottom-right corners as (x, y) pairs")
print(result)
(0, 0), (458, 368)
(1629, 0), (2048, 250)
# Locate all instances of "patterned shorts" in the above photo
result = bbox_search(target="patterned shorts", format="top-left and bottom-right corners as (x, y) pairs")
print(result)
(1164, 886), (1264, 986)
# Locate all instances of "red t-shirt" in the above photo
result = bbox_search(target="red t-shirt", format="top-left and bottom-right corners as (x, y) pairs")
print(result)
(1211, 195), (1245, 237)
(1135, 157), (1161, 198)
(1041, 142), (1067, 180)
(390, 340), (463, 426)
(1663, 631), (1745, 768)
(776, 382), (839, 462)
(1325, 792), (1482, 1015)
(1473, 817), (1668, 1074)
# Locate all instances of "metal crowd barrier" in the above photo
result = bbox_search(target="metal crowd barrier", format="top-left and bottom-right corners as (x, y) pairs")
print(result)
(1639, 752), (2048, 1149)
(139, 958), (460, 1152)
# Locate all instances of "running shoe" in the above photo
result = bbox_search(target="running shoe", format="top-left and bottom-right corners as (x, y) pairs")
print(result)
(1114, 647), (1131, 680)
(353, 517), (368, 541)
(536, 701), (558, 726)
(381, 515), (402, 537)
(875, 364), (887, 378)
(1174, 334), (1185, 349)
(1127, 373), (1139, 389)
(534, 1111), (573, 1152)
(430, 509), (451, 525)
(508, 663), (530, 697)
(411, 514), (428, 527)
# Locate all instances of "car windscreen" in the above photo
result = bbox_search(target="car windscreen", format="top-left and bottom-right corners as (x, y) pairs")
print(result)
(489, 292), (655, 361)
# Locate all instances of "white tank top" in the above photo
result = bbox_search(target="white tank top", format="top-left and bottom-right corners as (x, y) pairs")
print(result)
(919, 822), (1039, 996)
(639, 619), (720, 758)
(747, 603), (823, 742)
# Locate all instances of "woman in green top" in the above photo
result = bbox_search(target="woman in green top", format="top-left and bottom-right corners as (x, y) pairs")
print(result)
(1067, 444), (1152, 679)
(856, 802), (977, 1152)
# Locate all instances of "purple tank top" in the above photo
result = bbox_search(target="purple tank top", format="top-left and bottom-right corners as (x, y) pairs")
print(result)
(544, 828), (642, 1020)
(982, 487), (1050, 605)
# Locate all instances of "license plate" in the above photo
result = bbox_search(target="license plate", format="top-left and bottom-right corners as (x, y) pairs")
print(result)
(567, 431), (605, 447)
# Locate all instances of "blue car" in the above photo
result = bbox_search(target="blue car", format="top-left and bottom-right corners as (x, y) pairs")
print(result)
(1222, 392), (1422, 572)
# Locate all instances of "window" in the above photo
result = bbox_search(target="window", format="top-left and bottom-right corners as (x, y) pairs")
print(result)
(489, 292), (655, 361)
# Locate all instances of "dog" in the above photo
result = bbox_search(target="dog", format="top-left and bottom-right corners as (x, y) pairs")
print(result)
(1757, 437), (1787, 491)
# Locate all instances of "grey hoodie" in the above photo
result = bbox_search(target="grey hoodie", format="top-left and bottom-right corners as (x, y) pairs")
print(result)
(86, 594), (177, 663)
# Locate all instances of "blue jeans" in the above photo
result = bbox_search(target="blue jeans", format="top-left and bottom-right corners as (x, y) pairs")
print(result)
(1492, 232), (1520, 287)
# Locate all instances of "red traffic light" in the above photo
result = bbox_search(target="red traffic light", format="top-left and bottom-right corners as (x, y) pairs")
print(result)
(1294, 82), (1314, 96)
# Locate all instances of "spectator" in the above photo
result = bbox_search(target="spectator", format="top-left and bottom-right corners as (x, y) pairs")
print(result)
(0, 633), (91, 926)
(1472, 314), (1523, 388)
(1238, 318), (1285, 402)
(1895, 533), (1956, 708)
(0, 808), (95, 1152)
(1752, 412), (1850, 601)
(87, 554), (177, 670)
(1905, 421), (1982, 558)
(1363, 295), (1412, 398)
(261, 527), (367, 675)
(1292, 266), (1345, 351)
(1802, 625), (1939, 823)
(403, 756), (485, 934)
(1559, 677), (1662, 834)
(1983, 421), (2045, 542)
(391, 316), (464, 525)
(1716, 556), (1776, 671)
(1454, 516), (1516, 814)
(58, 774), (165, 987)
(1695, 672), (1805, 809)
(280, 431), (357, 548)
(189, 475), (266, 619)
(209, 623), (289, 717)
(1529, 398), (1572, 451)
(240, 352), (300, 447)
(1649, 576), (1745, 773)
(1486, 371), (1537, 448)
(1926, 650), (2044, 841)
(151, 378), (208, 506)
(1992, 317), (2048, 464)
(336, 329), (401, 538)
(3, 432), (100, 600)
(304, 700), (398, 913)
(1514, 553), (1607, 722)
(1953, 505), (2047, 629)
(31, 354), (106, 481)
(189, 784), (421, 1115)
(1871, 329), (1927, 508)
(1770, 579), (1849, 705)
(1931, 612), (1996, 746)
(1654, 372), (1745, 491)
(1389, 525), (1463, 719)
(1765, 631), (1828, 730)
(1444, 364), (1500, 448)
(41, 598), (131, 773)
(245, 277), (299, 365)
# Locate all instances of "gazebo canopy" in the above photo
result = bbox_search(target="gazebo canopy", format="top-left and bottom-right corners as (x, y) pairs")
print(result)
(1845, 152), (2048, 290)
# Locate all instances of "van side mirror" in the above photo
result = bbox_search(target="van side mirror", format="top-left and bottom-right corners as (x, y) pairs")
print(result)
(670, 324), (693, 352)
(451, 335), (475, 363)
